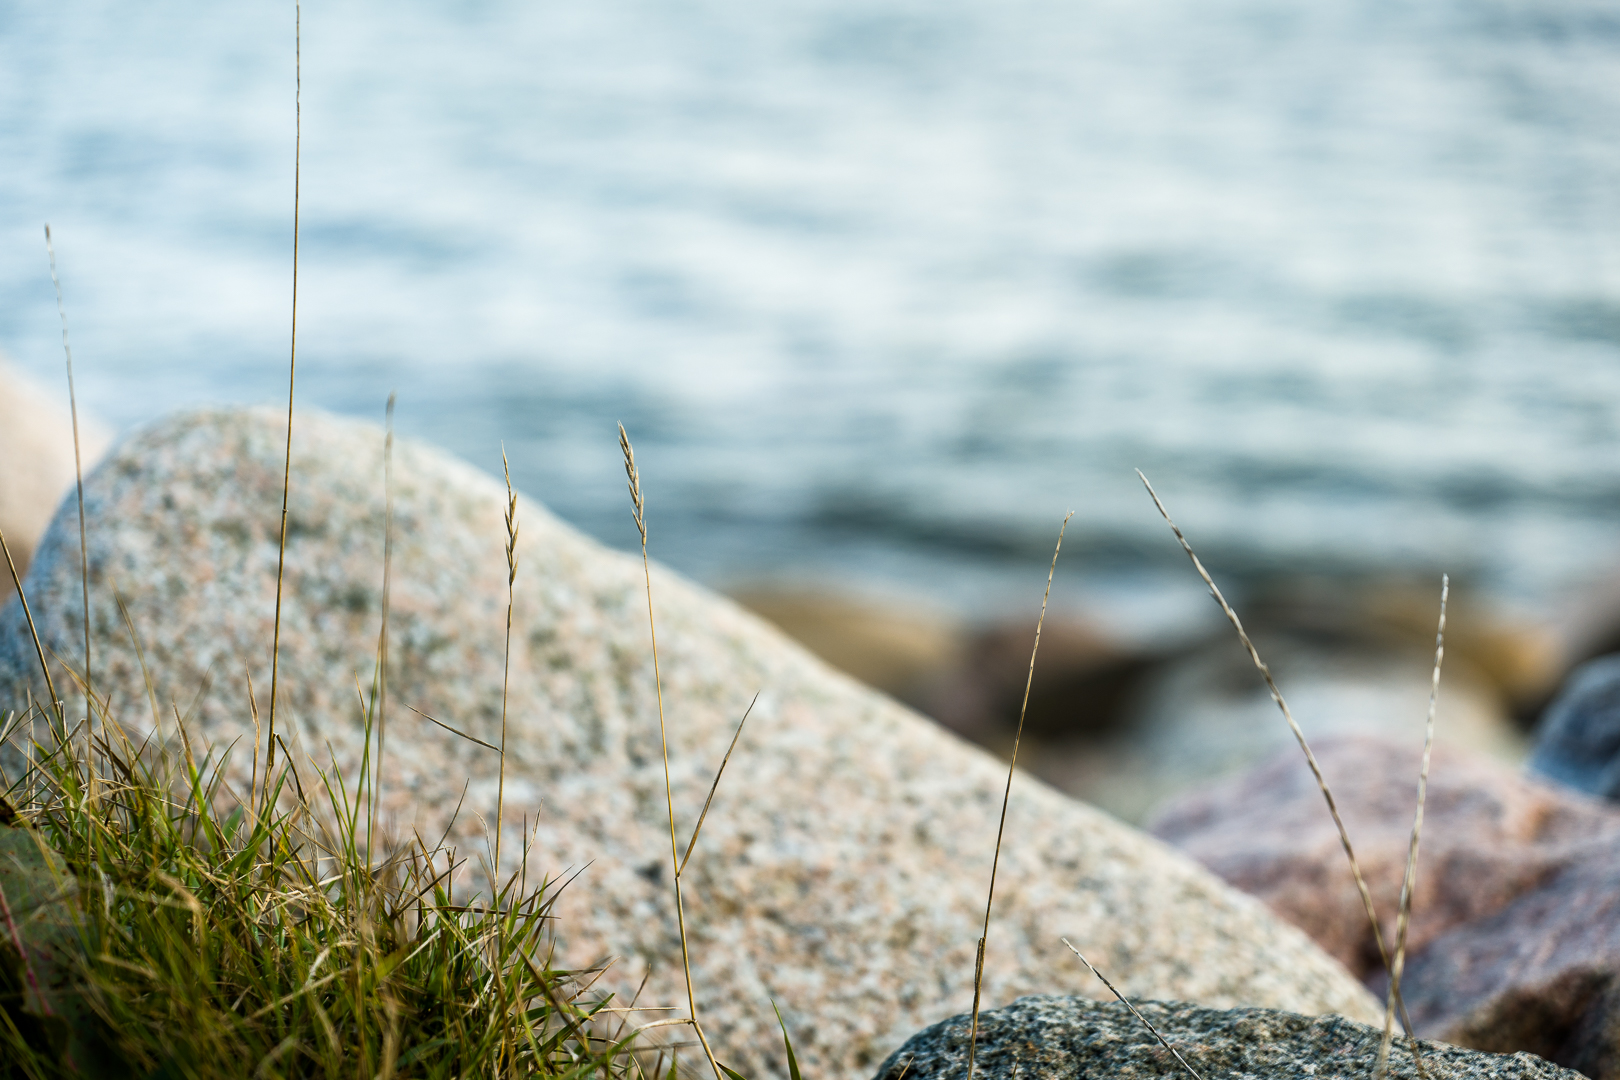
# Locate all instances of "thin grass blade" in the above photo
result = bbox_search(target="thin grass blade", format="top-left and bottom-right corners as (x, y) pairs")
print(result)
(968, 511), (1071, 1080)
(1376, 576), (1447, 1080)
(1062, 938), (1203, 1080)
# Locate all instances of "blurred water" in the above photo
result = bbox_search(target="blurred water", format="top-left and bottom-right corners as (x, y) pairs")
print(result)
(2, 0), (1617, 627)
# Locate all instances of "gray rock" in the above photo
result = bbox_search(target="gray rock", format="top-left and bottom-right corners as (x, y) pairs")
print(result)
(0, 407), (1380, 1079)
(875, 995), (1581, 1080)
(1529, 655), (1620, 801)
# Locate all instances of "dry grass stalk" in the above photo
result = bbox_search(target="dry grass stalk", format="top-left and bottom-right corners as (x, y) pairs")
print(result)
(246, 663), (263, 818)
(407, 702), (503, 755)
(1062, 938), (1204, 1080)
(1376, 575), (1447, 1079)
(44, 225), (94, 751)
(679, 691), (758, 877)
(967, 511), (1072, 1080)
(114, 587), (165, 738)
(264, 0), (303, 809)
(488, 447), (521, 1077)
(618, 422), (724, 1080)
(496, 446), (519, 879)
(368, 391), (397, 867)
(1136, 470), (1424, 1045)
(0, 526), (62, 732)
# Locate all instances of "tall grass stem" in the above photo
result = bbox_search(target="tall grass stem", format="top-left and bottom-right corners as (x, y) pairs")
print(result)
(265, 0), (302, 808)
(1376, 576), (1447, 1079)
(43, 225), (93, 756)
(496, 447), (518, 880)
(1137, 470), (1421, 1040)
(618, 423), (724, 1080)
(367, 391), (396, 867)
(967, 512), (1071, 1080)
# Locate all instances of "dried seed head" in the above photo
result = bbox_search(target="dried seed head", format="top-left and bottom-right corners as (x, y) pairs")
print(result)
(618, 423), (646, 543)
(501, 447), (519, 584)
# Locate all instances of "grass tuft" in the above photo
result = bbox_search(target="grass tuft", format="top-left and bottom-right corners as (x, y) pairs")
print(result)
(0, 695), (639, 1079)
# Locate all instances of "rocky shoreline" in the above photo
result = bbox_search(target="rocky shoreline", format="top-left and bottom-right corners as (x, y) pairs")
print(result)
(3, 396), (1617, 1078)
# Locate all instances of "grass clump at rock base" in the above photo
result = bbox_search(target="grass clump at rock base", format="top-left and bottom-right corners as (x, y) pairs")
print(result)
(0, 699), (643, 1080)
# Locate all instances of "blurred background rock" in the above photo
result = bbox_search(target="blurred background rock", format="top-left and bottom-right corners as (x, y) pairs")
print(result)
(734, 577), (1559, 821)
(0, 356), (110, 603)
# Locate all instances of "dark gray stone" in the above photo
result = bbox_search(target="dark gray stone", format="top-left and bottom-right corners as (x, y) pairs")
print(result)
(875, 995), (1581, 1080)
(1530, 656), (1620, 801)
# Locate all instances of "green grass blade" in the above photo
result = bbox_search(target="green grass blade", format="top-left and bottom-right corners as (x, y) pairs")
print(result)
(771, 1000), (803, 1080)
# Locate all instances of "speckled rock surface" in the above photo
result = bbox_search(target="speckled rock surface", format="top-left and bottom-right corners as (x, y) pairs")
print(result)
(1151, 735), (1620, 1075)
(0, 407), (1379, 1079)
(876, 995), (1581, 1080)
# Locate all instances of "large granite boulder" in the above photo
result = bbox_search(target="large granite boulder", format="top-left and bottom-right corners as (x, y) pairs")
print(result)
(876, 995), (1580, 1080)
(0, 407), (1380, 1079)
(1151, 736), (1620, 1076)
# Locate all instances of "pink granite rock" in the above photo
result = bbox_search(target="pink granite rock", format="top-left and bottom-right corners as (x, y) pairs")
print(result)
(0, 357), (110, 601)
(1395, 855), (1620, 1078)
(1150, 734), (1620, 1075)
(1, 407), (1380, 1080)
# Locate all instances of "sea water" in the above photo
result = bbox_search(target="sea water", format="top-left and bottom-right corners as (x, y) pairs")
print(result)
(2, 0), (1617, 627)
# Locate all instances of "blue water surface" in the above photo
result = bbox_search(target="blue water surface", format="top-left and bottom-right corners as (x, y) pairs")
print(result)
(2, 0), (1617, 627)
